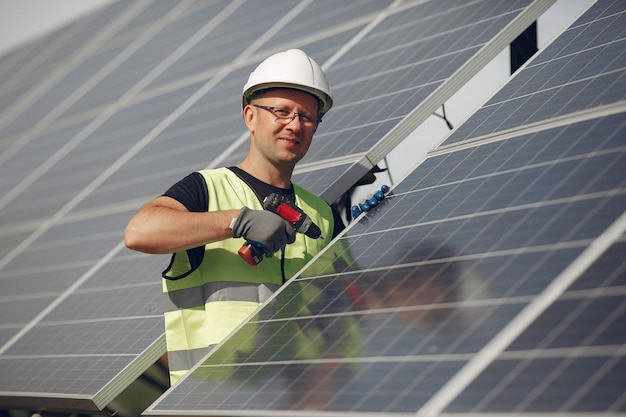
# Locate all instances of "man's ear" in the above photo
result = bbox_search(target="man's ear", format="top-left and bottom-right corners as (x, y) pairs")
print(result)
(243, 104), (255, 133)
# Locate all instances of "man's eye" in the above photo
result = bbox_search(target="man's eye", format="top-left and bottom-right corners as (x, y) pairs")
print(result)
(275, 109), (291, 117)
(300, 115), (313, 123)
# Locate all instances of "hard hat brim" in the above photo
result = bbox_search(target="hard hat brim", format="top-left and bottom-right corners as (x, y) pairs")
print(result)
(242, 83), (333, 117)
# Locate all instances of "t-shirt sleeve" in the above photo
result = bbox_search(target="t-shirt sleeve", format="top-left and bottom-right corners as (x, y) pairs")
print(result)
(161, 172), (208, 280)
(162, 172), (208, 213)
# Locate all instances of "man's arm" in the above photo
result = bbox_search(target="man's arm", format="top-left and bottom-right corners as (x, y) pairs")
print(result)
(124, 196), (238, 254)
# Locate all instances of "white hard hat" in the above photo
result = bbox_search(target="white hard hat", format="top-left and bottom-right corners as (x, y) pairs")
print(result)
(242, 49), (333, 116)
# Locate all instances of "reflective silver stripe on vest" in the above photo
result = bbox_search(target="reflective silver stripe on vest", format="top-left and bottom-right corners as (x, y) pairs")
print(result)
(164, 281), (280, 312)
(168, 345), (214, 372)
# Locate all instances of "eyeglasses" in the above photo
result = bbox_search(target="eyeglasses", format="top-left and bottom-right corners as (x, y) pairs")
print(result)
(253, 105), (320, 127)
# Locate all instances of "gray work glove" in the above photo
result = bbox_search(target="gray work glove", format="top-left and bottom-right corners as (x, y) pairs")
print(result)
(231, 207), (296, 256)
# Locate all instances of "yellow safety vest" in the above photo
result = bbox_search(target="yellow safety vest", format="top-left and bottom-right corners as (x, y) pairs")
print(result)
(161, 168), (334, 384)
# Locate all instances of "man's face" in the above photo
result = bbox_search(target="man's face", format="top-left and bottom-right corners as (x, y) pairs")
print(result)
(245, 89), (320, 169)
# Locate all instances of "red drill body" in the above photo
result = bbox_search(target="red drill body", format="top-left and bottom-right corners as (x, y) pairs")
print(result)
(238, 193), (322, 266)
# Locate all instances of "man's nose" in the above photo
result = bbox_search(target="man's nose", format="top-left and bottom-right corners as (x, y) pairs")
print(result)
(285, 113), (303, 129)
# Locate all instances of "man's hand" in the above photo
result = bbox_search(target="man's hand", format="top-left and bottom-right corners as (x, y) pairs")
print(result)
(231, 207), (296, 255)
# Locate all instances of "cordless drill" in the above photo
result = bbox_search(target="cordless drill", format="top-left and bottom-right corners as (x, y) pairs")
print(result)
(238, 193), (322, 266)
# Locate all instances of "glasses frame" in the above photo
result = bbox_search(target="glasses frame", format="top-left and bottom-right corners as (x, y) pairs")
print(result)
(253, 104), (321, 127)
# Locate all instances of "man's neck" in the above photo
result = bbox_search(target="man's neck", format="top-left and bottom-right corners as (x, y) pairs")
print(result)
(237, 159), (293, 189)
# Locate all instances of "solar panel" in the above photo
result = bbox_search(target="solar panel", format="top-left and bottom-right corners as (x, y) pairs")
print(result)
(144, 0), (626, 415)
(1, 0), (542, 411)
(1, 0), (612, 414)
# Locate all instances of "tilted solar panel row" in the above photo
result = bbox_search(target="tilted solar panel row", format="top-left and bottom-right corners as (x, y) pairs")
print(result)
(144, 0), (625, 415)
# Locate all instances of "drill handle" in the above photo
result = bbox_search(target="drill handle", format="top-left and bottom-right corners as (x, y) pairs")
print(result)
(238, 242), (265, 266)
(238, 193), (322, 266)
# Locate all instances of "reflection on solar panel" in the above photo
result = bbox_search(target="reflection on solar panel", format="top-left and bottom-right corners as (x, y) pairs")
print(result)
(144, 0), (626, 415)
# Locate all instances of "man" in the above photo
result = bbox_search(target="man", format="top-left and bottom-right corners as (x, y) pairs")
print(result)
(125, 49), (344, 385)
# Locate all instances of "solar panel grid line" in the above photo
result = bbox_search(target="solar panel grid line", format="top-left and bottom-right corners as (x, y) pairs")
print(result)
(49, 196), (151, 226)
(212, 351), (484, 369)
(0, 1), (153, 137)
(343, 220), (599, 274)
(438, 410), (626, 417)
(0, 218), (45, 238)
(4, 57), (227, 206)
(0, 0), (196, 169)
(430, 100), (626, 158)
(0, 43), (34, 82)
(497, 343), (626, 361)
(106, 1), (201, 48)
(35, 312), (161, 328)
(226, 4), (396, 76)
(78, 3), (241, 97)
(416, 211), (626, 416)
(3, 352), (151, 360)
(468, 323), (626, 412)
(0, 227), (157, 275)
